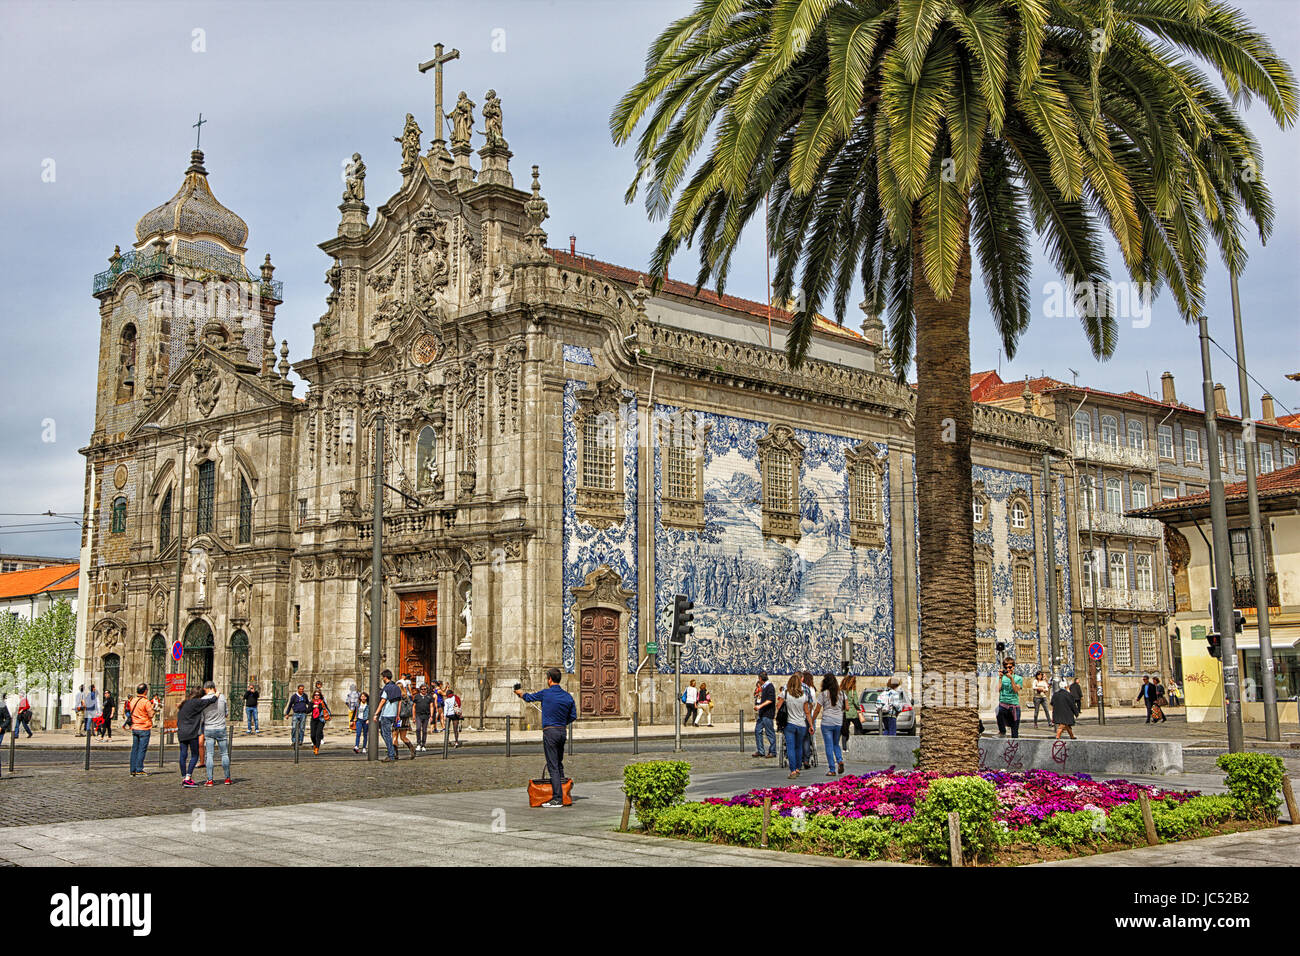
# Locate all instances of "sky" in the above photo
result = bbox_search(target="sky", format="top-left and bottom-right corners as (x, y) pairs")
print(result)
(1, 0), (1297, 559)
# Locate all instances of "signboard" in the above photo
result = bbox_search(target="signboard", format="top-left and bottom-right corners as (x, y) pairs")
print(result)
(164, 673), (186, 732)
(646, 642), (659, 656)
(1088, 642), (1105, 661)
(171, 640), (183, 662)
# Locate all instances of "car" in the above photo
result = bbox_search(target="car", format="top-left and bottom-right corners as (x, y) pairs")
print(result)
(858, 687), (917, 735)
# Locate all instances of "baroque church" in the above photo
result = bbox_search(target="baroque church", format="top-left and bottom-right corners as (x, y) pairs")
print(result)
(78, 60), (1078, 725)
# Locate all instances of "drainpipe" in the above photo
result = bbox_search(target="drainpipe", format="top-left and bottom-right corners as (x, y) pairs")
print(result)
(640, 361), (657, 725)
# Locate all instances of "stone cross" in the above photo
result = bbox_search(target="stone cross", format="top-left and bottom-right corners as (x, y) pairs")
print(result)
(418, 43), (460, 149)
(193, 113), (207, 149)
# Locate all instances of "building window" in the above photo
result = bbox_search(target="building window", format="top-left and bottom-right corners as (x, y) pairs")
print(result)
(159, 488), (172, 551)
(1260, 444), (1274, 474)
(1127, 420), (1145, 450)
(661, 410), (708, 531)
(1010, 500), (1028, 530)
(1080, 473), (1097, 511)
(574, 378), (625, 529)
(1158, 424), (1174, 460)
(846, 443), (885, 548)
(1131, 479), (1148, 510)
(1101, 415), (1119, 448)
(1082, 551), (1097, 595)
(1184, 429), (1201, 464)
(1012, 560), (1034, 630)
(196, 460), (215, 535)
(238, 477), (252, 544)
(758, 424), (804, 541)
(415, 425), (438, 491)
(1105, 478), (1122, 513)
(111, 496), (128, 534)
(1139, 627), (1158, 671)
(1074, 412), (1092, 444)
(975, 559), (994, 628)
(1109, 551), (1128, 589)
(1161, 484), (1178, 501)
(1219, 435), (1228, 470)
(1284, 446), (1296, 468)
(117, 323), (137, 403)
(1235, 437), (1246, 472)
(293, 605), (300, 632)
(298, 499), (307, 524)
(1135, 553), (1153, 591)
(1114, 626), (1133, 669)
(973, 498), (985, 527)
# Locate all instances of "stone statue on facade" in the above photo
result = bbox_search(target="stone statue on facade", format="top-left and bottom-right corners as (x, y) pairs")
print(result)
(459, 584), (473, 646)
(481, 89), (504, 147)
(394, 113), (422, 170)
(344, 152), (366, 202)
(448, 91), (475, 148)
(189, 547), (209, 605)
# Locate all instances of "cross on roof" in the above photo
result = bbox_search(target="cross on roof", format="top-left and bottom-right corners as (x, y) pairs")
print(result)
(417, 43), (459, 146)
(193, 113), (207, 149)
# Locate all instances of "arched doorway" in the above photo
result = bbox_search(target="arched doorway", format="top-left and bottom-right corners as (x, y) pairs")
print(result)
(229, 630), (249, 704)
(102, 653), (121, 705)
(149, 634), (166, 698)
(183, 619), (214, 689)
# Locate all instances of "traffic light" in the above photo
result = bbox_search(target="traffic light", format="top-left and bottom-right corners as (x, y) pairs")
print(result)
(670, 594), (694, 646)
(1207, 631), (1221, 659)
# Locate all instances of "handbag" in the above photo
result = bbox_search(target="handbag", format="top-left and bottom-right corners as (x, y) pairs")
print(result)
(528, 766), (573, 807)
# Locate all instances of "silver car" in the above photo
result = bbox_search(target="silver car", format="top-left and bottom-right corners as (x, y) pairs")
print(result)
(859, 688), (917, 735)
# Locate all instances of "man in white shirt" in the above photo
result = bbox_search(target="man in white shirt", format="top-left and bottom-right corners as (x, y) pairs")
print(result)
(683, 680), (699, 727)
(74, 685), (86, 737)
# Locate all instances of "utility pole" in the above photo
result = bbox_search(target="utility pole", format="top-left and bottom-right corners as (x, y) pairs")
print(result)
(1083, 468), (1106, 724)
(368, 413), (384, 761)
(1199, 317), (1244, 752)
(1043, 452), (1060, 678)
(1228, 269), (1280, 741)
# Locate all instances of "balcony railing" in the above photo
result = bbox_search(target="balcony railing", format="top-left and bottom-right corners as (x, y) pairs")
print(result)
(1232, 572), (1280, 611)
(1074, 438), (1156, 470)
(1078, 508), (1164, 538)
(1084, 585), (1166, 613)
(93, 247), (284, 300)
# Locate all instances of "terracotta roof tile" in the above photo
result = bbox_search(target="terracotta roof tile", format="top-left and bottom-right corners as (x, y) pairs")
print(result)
(0, 564), (79, 601)
(1129, 462), (1300, 517)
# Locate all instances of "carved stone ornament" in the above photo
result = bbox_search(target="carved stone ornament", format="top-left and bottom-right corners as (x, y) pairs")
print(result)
(570, 565), (635, 614)
(192, 355), (221, 417)
(410, 332), (442, 367)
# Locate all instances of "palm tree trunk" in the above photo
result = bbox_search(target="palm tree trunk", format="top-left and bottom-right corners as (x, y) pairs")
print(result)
(912, 207), (979, 774)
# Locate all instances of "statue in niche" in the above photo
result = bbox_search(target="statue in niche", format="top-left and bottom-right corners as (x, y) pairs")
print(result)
(459, 584), (473, 647)
(189, 547), (209, 606)
(344, 153), (366, 202)
(394, 113), (422, 169)
(448, 91), (475, 148)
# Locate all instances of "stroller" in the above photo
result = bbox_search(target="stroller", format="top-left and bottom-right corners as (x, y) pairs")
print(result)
(777, 729), (819, 770)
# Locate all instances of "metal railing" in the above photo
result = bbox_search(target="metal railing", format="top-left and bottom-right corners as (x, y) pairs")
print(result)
(93, 247), (284, 300)
(1084, 585), (1167, 613)
(1073, 438), (1156, 471)
(1078, 508), (1164, 538)
(1232, 572), (1280, 611)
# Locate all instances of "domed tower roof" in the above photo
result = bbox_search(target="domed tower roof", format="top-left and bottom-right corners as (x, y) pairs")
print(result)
(134, 150), (249, 252)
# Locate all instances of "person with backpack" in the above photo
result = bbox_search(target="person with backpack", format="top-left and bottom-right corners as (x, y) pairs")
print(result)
(394, 684), (418, 758)
(781, 673), (813, 780)
(878, 677), (904, 736)
(443, 684), (462, 748)
(309, 689), (331, 755)
(284, 684), (310, 750)
(681, 679), (699, 727)
(84, 684), (99, 736)
(124, 683), (154, 776)
(515, 668), (578, 808)
(15, 691), (33, 738)
(413, 683), (433, 751)
(812, 673), (845, 775)
(840, 675), (865, 750)
(376, 670), (401, 761)
(200, 680), (232, 784)
(751, 671), (776, 758)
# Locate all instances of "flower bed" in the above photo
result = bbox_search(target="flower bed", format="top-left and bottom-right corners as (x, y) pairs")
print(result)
(702, 769), (1197, 829)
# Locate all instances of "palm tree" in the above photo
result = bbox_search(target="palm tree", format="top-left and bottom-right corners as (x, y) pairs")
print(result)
(612, 0), (1294, 772)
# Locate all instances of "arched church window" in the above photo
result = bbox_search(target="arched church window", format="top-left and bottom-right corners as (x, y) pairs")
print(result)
(159, 488), (172, 551)
(416, 426), (438, 490)
(238, 476), (253, 544)
(196, 460), (215, 535)
(111, 496), (128, 534)
(117, 324), (137, 403)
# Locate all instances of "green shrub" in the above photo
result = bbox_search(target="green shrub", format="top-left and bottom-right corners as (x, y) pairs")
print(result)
(647, 804), (901, 859)
(1150, 795), (1239, 839)
(912, 775), (999, 863)
(622, 760), (691, 827)
(1037, 808), (1104, 849)
(1216, 752), (1286, 820)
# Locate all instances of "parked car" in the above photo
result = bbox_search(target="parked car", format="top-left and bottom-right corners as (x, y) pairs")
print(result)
(859, 688), (917, 735)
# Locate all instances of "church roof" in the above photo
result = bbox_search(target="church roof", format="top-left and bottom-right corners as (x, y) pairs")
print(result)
(547, 249), (865, 342)
(135, 150), (249, 251)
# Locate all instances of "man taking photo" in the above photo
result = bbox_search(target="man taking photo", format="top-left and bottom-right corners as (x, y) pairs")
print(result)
(515, 668), (577, 808)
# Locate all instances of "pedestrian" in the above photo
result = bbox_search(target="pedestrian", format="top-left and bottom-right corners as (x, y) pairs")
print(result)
(124, 683), (154, 776)
(74, 684), (86, 737)
(85, 684), (99, 737)
(812, 673), (845, 776)
(1051, 679), (1078, 740)
(200, 680), (232, 785)
(243, 683), (260, 735)
(313, 682), (328, 740)
(800, 670), (818, 767)
(1068, 676), (1083, 713)
(14, 691), (32, 737)
(376, 670), (401, 761)
(514, 667), (578, 808)
(1166, 680), (1181, 707)
(1151, 675), (1168, 723)
(996, 658), (1023, 738)
(782, 673), (813, 780)
(151, 693), (163, 723)
(752, 671), (776, 758)
(176, 687), (214, 787)
(878, 677), (903, 736)
(1136, 675), (1157, 723)
(433, 681), (445, 734)
(344, 683), (360, 726)
(1031, 671), (1050, 727)
(412, 683), (433, 751)
(99, 690), (116, 740)
(284, 683), (310, 749)
(840, 675), (864, 749)
(694, 682), (714, 726)
(352, 692), (369, 754)
(443, 684), (462, 748)
(0, 694), (10, 751)
(682, 679), (698, 727)
(309, 690), (331, 755)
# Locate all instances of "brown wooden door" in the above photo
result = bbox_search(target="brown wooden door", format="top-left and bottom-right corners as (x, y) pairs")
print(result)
(398, 591), (437, 683)
(579, 608), (620, 716)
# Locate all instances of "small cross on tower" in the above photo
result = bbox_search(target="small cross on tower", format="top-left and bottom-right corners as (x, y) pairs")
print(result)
(417, 43), (459, 153)
(193, 112), (207, 149)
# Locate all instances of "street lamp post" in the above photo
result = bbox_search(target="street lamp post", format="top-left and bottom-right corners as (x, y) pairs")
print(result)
(144, 421), (188, 766)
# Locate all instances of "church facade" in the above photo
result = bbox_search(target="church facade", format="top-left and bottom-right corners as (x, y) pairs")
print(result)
(78, 75), (1078, 725)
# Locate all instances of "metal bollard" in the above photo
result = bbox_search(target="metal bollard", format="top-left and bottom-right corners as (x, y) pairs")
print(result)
(159, 724), (165, 768)
(505, 716), (511, 758)
(739, 710), (745, 752)
(84, 722), (92, 771)
(632, 711), (639, 755)
(568, 720), (574, 755)
(8, 724), (15, 772)
(294, 735), (300, 764)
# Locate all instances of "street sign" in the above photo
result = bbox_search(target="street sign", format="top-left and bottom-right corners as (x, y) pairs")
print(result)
(646, 642), (658, 656)
(171, 640), (183, 662)
(1088, 642), (1105, 661)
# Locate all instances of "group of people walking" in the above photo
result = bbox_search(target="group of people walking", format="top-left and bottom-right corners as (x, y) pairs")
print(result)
(998, 659), (1085, 740)
(357, 671), (465, 761)
(680, 680), (714, 727)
